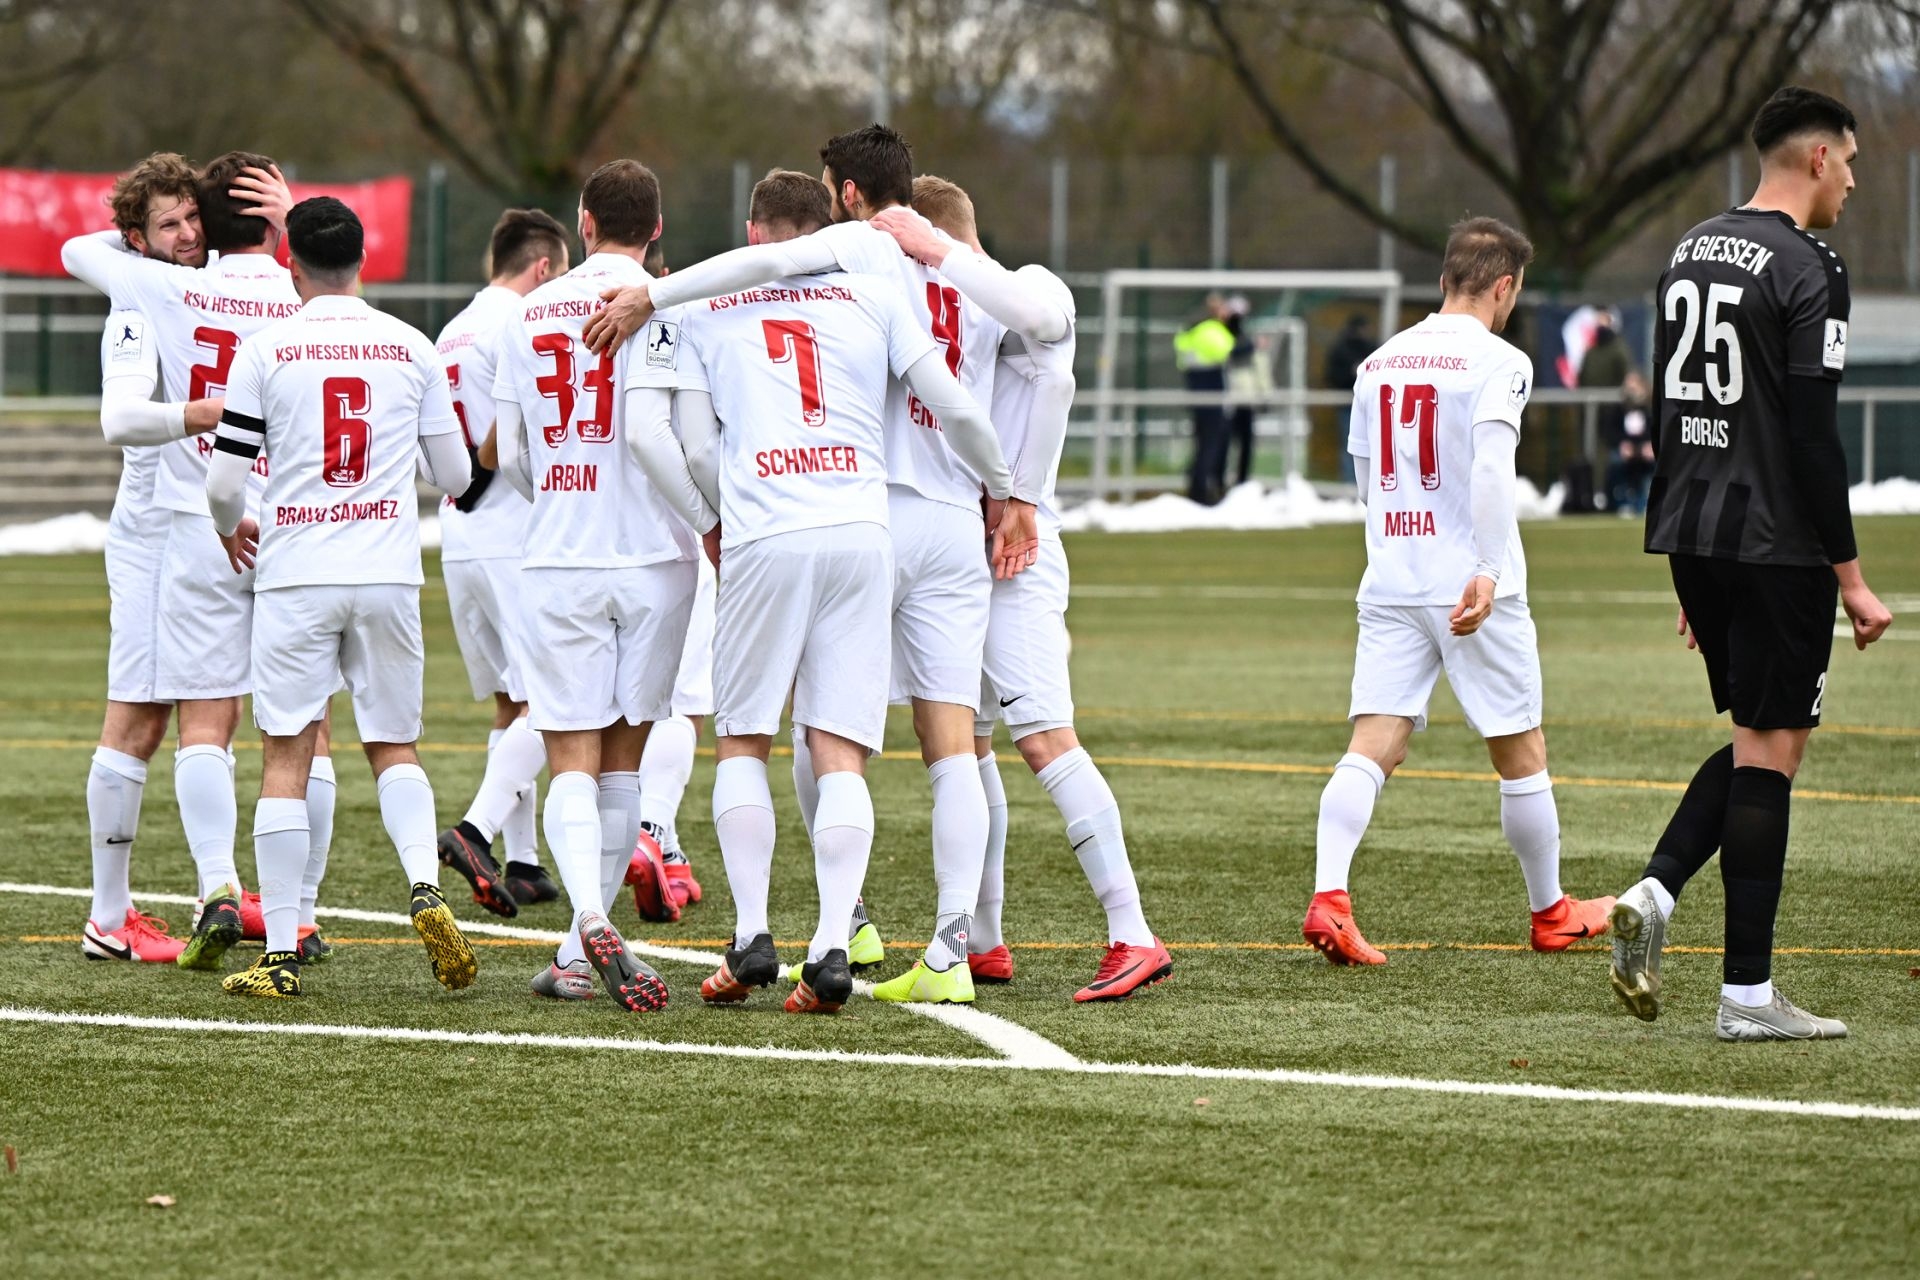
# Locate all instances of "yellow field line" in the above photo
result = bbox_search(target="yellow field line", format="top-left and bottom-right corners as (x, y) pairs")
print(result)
(16, 935), (1919, 958)
(2, 736), (1915, 805)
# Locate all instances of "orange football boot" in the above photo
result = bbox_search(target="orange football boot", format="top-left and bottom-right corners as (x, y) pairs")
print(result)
(1301, 889), (1387, 965)
(625, 828), (680, 923)
(967, 945), (1014, 984)
(1073, 938), (1173, 1002)
(1529, 894), (1615, 952)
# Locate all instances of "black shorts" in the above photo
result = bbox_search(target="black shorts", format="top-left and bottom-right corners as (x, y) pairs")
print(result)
(1669, 554), (1836, 730)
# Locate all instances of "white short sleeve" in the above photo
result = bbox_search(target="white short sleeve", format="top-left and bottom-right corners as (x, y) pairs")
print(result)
(415, 335), (462, 438)
(625, 305), (708, 393)
(1472, 352), (1533, 433)
(1346, 384), (1372, 458)
(223, 336), (269, 427)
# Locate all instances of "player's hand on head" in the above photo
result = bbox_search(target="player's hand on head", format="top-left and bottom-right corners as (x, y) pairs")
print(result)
(232, 164), (292, 234)
(1676, 607), (1697, 651)
(991, 498), (1040, 581)
(870, 207), (946, 267)
(583, 286), (652, 356)
(1449, 575), (1494, 636)
(1842, 583), (1893, 650)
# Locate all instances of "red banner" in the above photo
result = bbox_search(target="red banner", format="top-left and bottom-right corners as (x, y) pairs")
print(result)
(0, 169), (413, 281)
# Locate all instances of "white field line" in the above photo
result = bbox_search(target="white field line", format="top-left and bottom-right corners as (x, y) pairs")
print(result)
(3, 1005), (1915, 1123)
(0, 881), (1076, 1068)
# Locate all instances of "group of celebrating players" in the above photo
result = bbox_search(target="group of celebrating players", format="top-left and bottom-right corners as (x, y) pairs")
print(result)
(66, 86), (1892, 1039)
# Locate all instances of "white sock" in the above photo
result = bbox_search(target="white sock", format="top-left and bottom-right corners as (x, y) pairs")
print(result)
(809, 772), (874, 962)
(1499, 772), (1565, 913)
(301, 756), (336, 927)
(464, 716), (546, 844)
(1722, 979), (1774, 1008)
(252, 796), (308, 954)
(87, 747), (146, 925)
(1644, 877), (1676, 920)
(790, 723), (820, 836)
(713, 756), (776, 948)
(927, 753), (987, 969)
(1315, 753), (1385, 894)
(597, 771), (640, 913)
(1037, 748), (1152, 946)
(544, 771), (603, 965)
(175, 743), (239, 899)
(974, 753), (1008, 953)
(376, 762), (440, 887)
(638, 714), (697, 838)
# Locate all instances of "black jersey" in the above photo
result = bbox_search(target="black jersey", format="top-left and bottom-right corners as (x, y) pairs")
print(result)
(1645, 208), (1850, 565)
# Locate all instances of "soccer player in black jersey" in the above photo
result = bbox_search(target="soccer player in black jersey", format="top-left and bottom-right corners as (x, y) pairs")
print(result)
(1608, 86), (1893, 1041)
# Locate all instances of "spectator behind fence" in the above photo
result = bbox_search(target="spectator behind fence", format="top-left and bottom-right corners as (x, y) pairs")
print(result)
(1324, 314), (1372, 484)
(1223, 296), (1270, 489)
(1607, 369), (1656, 515)
(1175, 293), (1236, 505)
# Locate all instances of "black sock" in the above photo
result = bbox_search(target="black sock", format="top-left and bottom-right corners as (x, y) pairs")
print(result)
(1719, 766), (1792, 986)
(1644, 744), (1735, 899)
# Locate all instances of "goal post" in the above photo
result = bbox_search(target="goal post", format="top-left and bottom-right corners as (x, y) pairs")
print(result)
(1085, 268), (1403, 503)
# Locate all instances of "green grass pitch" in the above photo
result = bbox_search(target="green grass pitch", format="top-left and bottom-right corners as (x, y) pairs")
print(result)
(2, 519), (1917, 1277)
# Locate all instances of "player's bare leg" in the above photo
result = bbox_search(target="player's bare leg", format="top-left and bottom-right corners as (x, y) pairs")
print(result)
(172, 696), (247, 971)
(437, 693), (535, 919)
(223, 721), (319, 997)
(1483, 729), (1615, 950)
(82, 699), (181, 963)
(1303, 714), (1409, 966)
(1001, 724), (1171, 1001)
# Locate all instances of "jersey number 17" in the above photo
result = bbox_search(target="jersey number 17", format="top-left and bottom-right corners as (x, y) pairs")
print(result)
(1378, 383), (1440, 492)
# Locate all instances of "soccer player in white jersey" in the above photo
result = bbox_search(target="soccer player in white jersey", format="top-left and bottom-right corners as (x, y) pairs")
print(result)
(870, 180), (1175, 1002)
(627, 170), (1018, 1012)
(1303, 217), (1615, 966)
(493, 161), (698, 1011)
(77, 154), (218, 965)
(584, 127), (1042, 994)
(207, 197), (477, 997)
(62, 152), (342, 973)
(432, 208), (571, 918)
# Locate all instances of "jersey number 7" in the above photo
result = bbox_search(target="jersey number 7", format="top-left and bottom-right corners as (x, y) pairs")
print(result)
(1378, 383), (1440, 492)
(762, 319), (826, 427)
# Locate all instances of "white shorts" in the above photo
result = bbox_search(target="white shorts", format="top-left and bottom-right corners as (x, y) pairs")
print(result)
(154, 511), (252, 702)
(104, 504), (173, 705)
(520, 562), (698, 733)
(671, 552), (716, 717)
(976, 536), (1074, 740)
(252, 583), (423, 742)
(1349, 598), (1542, 738)
(444, 556), (527, 702)
(888, 490), (990, 710)
(715, 522), (893, 751)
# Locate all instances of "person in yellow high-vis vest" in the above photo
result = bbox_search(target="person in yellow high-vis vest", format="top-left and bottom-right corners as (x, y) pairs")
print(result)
(1174, 295), (1237, 504)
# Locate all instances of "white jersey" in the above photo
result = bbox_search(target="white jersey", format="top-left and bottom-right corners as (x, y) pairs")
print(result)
(107, 253), (297, 518)
(632, 274), (936, 550)
(100, 309), (165, 532)
(1348, 313), (1532, 606)
(808, 219), (1005, 511)
(988, 263), (1077, 538)
(221, 295), (460, 590)
(435, 285), (527, 562)
(495, 252), (696, 571)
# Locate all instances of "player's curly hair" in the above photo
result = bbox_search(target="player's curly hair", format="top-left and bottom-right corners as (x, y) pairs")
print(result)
(107, 152), (198, 249)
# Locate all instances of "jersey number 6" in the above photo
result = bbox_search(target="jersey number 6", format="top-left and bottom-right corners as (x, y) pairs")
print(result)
(1378, 383), (1440, 492)
(322, 376), (372, 487)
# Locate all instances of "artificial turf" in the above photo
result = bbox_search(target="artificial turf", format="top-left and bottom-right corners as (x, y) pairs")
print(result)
(2, 518), (1916, 1277)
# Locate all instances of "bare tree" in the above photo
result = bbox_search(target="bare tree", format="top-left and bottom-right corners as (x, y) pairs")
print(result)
(0, 1), (149, 165)
(283, 0), (677, 200)
(1078, 0), (1861, 284)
